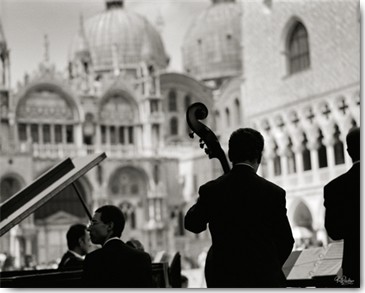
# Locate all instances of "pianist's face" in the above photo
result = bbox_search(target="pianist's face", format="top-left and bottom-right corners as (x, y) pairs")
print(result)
(87, 212), (111, 245)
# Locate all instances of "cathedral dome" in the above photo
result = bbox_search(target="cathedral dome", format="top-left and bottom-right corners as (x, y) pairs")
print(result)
(182, 0), (242, 82)
(79, 0), (169, 72)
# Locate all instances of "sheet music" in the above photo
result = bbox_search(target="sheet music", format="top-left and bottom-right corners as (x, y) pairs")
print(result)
(313, 241), (343, 276)
(287, 247), (324, 280)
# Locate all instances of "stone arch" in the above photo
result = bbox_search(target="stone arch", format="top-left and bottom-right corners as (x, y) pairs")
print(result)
(291, 200), (313, 230)
(108, 166), (149, 200)
(99, 89), (139, 124)
(0, 173), (25, 203)
(15, 83), (80, 122)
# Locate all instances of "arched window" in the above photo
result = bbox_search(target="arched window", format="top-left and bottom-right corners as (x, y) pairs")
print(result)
(170, 117), (178, 135)
(334, 125), (345, 165)
(109, 167), (147, 202)
(17, 89), (77, 145)
(153, 164), (160, 185)
(0, 177), (22, 203)
(317, 130), (328, 168)
(287, 138), (296, 174)
(235, 98), (241, 125)
(287, 22), (310, 74)
(293, 201), (313, 230)
(100, 95), (135, 146)
(168, 89), (177, 112)
(302, 134), (312, 171)
(225, 107), (231, 127)
(273, 143), (281, 176)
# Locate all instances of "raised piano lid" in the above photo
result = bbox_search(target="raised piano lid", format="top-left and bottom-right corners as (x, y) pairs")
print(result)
(0, 152), (106, 237)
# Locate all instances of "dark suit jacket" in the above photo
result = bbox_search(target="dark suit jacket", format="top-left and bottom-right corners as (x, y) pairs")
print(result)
(184, 164), (294, 288)
(324, 162), (360, 287)
(82, 239), (152, 288)
(58, 251), (83, 270)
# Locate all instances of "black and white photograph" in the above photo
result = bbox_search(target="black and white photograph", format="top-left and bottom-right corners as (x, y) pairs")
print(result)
(0, 0), (361, 288)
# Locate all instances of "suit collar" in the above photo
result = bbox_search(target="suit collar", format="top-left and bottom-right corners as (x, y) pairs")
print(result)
(103, 237), (122, 247)
(232, 164), (256, 173)
(68, 249), (84, 259)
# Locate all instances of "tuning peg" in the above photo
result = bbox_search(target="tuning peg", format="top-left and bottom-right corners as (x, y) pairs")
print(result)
(199, 142), (205, 149)
(189, 132), (194, 139)
(204, 148), (210, 155)
(199, 138), (203, 143)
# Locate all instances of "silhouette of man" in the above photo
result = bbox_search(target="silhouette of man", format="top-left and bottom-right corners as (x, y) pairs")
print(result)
(184, 128), (294, 287)
(58, 224), (89, 270)
(82, 205), (152, 288)
(324, 127), (360, 287)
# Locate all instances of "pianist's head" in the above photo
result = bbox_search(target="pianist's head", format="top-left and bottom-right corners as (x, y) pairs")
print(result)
(87, 205), (125, 245)
(67, 224), (89, 255)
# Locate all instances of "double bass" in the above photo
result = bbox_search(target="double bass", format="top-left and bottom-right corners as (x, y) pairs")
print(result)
(186, 102), (231, 287)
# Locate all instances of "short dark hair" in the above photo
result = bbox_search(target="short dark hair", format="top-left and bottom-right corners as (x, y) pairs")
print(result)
(66, 224), (87, 250)
(95, 205), (125, 238)
(346, 127), (360, 162)
(228, 128), (264, 164)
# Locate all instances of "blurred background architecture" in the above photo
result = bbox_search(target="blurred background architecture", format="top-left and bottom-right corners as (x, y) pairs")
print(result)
(0, 0), (360, 285)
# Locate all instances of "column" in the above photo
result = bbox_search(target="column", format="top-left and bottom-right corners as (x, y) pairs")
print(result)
(135, 125), (143, 150)
(323, 134), (336, 179)
(75, 123), (83, 148)
(294, 147), (304, 174)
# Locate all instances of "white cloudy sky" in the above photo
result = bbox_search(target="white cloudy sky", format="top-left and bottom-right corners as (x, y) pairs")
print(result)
(0, 0), (210, 88)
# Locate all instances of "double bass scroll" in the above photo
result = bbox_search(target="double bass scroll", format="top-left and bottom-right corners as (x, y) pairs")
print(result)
(186, 102), (230, 174)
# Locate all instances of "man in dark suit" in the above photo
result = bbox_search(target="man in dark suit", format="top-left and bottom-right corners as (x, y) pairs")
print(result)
(323, 127), (360, 287)
(82, 205), (152, 288)
(184, 128), (294, 287)
(58, 224), (89, 270)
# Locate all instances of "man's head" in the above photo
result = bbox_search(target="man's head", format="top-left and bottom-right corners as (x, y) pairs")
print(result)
(66, 224), (89, 255)
(87, 205), (125, 245)
(346, 127), (360, 162)
(228, 128), (264, 167)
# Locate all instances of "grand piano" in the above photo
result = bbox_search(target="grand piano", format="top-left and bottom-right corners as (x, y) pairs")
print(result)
(0, 153), (170, 288)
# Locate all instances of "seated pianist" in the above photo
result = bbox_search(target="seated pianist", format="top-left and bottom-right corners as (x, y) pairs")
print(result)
(58, 224), (90, 270)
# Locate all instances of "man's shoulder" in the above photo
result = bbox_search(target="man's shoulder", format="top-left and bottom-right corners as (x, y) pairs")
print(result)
(324, 172), (349, 190)
(85, 247), (103, 261)
(123, 243), (151, 261)
(200, 173), (230, 190)
(257, 175), (285, 194)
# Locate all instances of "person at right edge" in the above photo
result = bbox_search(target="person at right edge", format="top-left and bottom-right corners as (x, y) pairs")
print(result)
(184, 128), (294, 288)
(323, 127), (360, 287)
